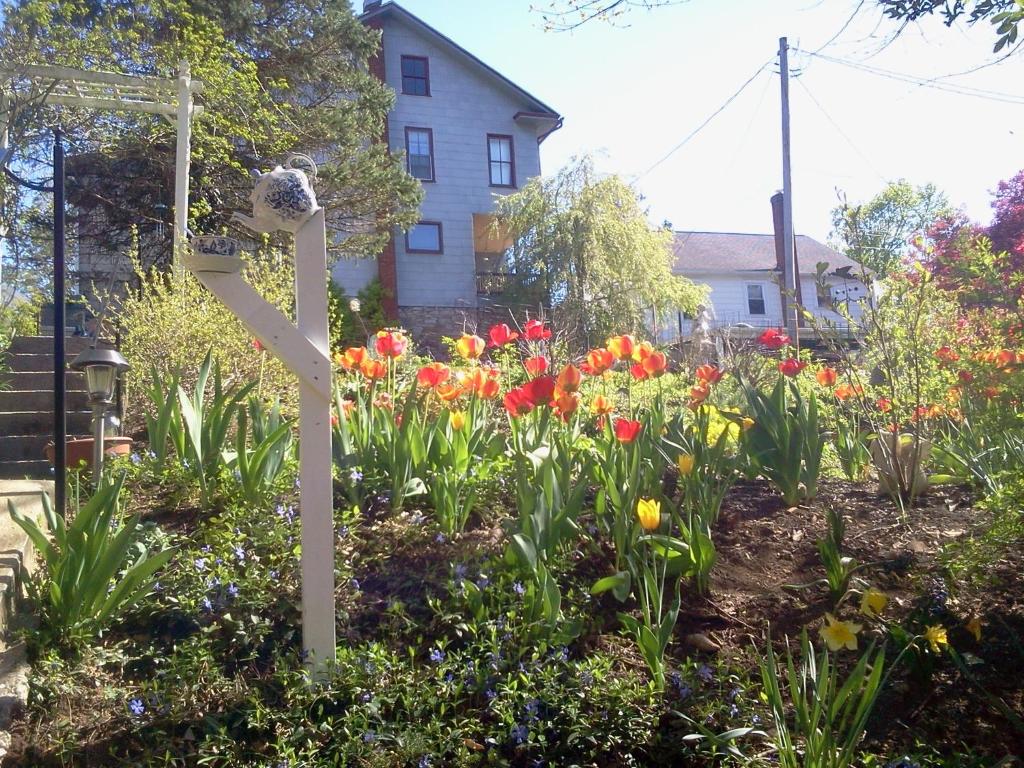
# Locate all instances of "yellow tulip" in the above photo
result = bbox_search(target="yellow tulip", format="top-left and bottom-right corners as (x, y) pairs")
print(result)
(819, 613), (861, 652)
(859, 588), (888, 617)
(450, 411), (466, 431)
(636, 498), (661, 532)
(965, 617), (982, 642)
(677, 454), (695, 476)
(741, 417), (755, 432)
(924, 624), (948, 653)
(455, 333), (485, 360)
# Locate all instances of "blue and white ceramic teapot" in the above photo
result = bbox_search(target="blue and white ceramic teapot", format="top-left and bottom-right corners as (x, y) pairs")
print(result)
(233, 154), (320, 234)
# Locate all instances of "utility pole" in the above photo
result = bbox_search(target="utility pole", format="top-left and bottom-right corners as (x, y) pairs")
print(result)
(778, 36), (800, 346)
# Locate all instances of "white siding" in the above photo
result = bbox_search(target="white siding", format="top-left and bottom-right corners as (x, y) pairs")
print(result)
(693, 273), (785, 328)
(381, 17), (545, 308)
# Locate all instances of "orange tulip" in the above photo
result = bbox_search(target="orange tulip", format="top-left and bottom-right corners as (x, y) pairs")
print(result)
(556, 364), (583, 393)
(689, 381), (710, 409)
(590, 394), (614, 415)
(337, 346), (368, 370)
(816, 367), (838, 387)
(695, 364), (723, 385)
(606, 334), (636, 360)
(833, 383), (862, 401)
(463, 367), (500, 399)
(552, 389), (580, 419)
(876, 397), (892, 412)
(359, 358), (387, 380)
(934, 346), (960, 363)
(641, 350), (668, 377)
(436, 383), (463, 403)
(582, 348), (614, 375)
(524, 355), (549, 377)
(455, 333), (486, 360)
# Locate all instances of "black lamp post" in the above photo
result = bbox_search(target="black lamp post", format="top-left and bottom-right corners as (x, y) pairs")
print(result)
(69, 346), (129, 479)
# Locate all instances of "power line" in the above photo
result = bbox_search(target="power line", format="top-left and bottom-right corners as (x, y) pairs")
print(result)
(797, 49), (1024, 104)
(793, 76), (887, 183)
(637, 59), (772, 179)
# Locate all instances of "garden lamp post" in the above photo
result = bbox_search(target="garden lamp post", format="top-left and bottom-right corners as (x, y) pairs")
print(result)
(70, 346), (129, 479)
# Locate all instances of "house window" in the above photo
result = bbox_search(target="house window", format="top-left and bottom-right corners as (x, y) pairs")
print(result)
(401, 56), (430, 96)
(405, 127), (434, 181)
(746, 283), (766, 315)
(487, 134), (515, 187)
(406, 221), (443, 254)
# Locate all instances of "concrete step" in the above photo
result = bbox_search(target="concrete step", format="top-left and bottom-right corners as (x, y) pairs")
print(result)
(0, 461), (52, 480)
(0, 370), (86, 392)
(0, 410), (92, 435)
(5, 336), (104, 355)
(0, 390), (89, 412)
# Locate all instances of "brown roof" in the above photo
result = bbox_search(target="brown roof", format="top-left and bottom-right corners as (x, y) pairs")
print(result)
(671, 231), (860, 275)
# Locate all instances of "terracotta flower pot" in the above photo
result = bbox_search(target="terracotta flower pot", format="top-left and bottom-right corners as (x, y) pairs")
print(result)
(44, 437), (134, 470)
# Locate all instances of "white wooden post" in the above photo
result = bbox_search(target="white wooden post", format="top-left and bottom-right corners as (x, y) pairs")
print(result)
(173, 60), (194, 273)
(187, 210), (336, 681)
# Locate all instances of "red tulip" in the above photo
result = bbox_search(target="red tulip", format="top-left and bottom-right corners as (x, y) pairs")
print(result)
(758, 328), (791, 350)
(375, 329), (408, 359)
(630, 363), (648, 381)
(523, 319), (551, 341)
(488, 323), (519, 347)
(523, 375), (556, 405)
(778, 358), (807, 377)
(957, 369), (974, 384)
(416, 362), (450, 389)
(252, 338), (264, 352)
(613, 418), (642, 443)
(934, 346), (960, 363)
(503, 387), (534, 417)
(641, 350), (668, 377)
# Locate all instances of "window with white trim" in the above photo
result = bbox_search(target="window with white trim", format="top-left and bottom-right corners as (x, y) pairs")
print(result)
(746, 283), (767, 315)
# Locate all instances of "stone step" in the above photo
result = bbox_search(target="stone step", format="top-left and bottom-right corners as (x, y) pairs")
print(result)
(0, 390), (89, 412)
(2, 354), (63, 373)
(0, 436), (56, 463)
(0, 370), (86, 392)
(0, 410), (92, 435)
(5, 336), (104, 355)
(0, 480), (50, 628)
(0, 461), (52, 480)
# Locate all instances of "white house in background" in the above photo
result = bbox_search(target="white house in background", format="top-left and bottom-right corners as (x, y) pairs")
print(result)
(336, 0), (562, 340)
(660, 230), (869, 342)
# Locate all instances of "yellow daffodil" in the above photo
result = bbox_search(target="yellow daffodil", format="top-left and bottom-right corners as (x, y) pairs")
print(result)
(966, 617), (982, 643)
(636, 498), (661, 532)
(924, 624), (948, 653)
(859, 588), (888, 618)
(450, 411), (466, 431)
(819, 613), (861, 652)
(677, 454), (695, 476)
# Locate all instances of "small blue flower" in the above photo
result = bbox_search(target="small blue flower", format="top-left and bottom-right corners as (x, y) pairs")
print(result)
(729, 703), (740, 718)
(338, 525), (349, 539)
(153, 581), (163, 592)
(201, 545), (212, 553)
(418, 758), (432, 768)
(350, 578), (361, 591)
(360, 691), (372, 702)
(349, 468), (363, 483)
(233, 545), (245, 562)
(362, 730), (375, 743)
(435, 533), (446, 544)
(511, 723), (529, 745)
(194, 558), (207, 572)
(429, 648), (445, 664)
(128, 697), (145, 716)
(697, 663), (714, 683)
(513, 581), (526, 596)
(485, 688), (497, 700)
(201, 597), (213, 612)
(146, 449), (156, 459)
(579, 670), (595, 686)
(476, 574), (490, 589)
(130, 452), (142, 465)
(453, 564), (468, 582)
(269, 570), (280, 580)
(227, 583), (239, 599)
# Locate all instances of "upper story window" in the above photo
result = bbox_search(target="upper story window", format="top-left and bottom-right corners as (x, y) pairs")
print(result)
(406, 221), (443, 254)
(746, 283), (766, 315)
(487, 134), (515, 187)
(405, 127), (434, 182)
(401, 56), (430, 96)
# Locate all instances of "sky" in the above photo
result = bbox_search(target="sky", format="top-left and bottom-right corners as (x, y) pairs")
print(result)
(395, 0), (1023, 243)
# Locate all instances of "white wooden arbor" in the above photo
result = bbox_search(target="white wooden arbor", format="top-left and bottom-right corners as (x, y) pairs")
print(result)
(0, 60), (203, 296)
